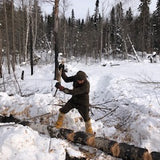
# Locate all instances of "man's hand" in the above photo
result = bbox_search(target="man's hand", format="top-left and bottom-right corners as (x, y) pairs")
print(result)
(59, 63), (64, 71)
(55, 82), (64, 91)
(63, 88), (70, 94)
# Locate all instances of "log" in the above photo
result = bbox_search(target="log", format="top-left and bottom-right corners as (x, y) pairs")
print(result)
(47, 127), (159, 160)
(0, 115), (160, 160)
(151, 152), (160, 160)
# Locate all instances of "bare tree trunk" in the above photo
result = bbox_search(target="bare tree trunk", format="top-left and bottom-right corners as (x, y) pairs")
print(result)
(47, 127), (156, 160)
(33, 0), (38, 52)
(54, 0), (60, 80)
(127, 34), (141, 62)
(123, 38), (128, 59)
(100, 20), (103, 62)
(27, 124), (160, 160)
(3, 0), (10, 74)
(11, 0), (16, 71)
(100, 2), (105, 62)
(21, 0), (25, 63)
(30, 16), (33, 75)
(0, 23), (2, 78)
(61, 0), (69, 58)
(62, 0), (66, 57)
(24, 1), (32, 61)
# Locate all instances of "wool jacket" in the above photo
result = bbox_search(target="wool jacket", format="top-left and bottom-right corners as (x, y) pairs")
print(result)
(62, 71), (90, 107)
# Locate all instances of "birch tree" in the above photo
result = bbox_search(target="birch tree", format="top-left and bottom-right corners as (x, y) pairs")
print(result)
(24, 0), (32, 61)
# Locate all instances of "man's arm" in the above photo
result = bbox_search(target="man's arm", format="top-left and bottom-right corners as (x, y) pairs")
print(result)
(61, 71), (75, 83)
(64, 82), (90, 95)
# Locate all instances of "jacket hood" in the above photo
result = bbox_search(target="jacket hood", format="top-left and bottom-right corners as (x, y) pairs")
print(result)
(76, 71), (87, 80)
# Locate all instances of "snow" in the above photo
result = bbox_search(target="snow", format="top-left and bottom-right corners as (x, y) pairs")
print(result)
(0, 56), (160, 159)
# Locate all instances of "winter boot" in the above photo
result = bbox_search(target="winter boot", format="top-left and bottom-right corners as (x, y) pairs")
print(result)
(85, 119), (93, 134)
(55, 112), (65, 129)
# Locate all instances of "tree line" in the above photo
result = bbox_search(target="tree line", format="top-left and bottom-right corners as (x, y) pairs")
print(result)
(0, 0), (160, 75)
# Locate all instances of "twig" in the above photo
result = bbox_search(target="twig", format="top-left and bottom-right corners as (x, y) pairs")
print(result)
(25, 112), (52, 121)
(90, 99), (118, 107)
(95, 106), (119, 121)
(135, 80), (160, 84)
(0, 123), (16, 127)
(48, 138), (52, 152)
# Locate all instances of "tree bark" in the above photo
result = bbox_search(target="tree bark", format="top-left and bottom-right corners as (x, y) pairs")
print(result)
(127, 34), (141, 62)
(30, 15), (33, 75)
(24, 1), (31, 61)
(62, 0), (68, 57)
(0, 23), (2, 78)
(11, 0), (16, 71)
(47, 127), (159, 160)
(33, 0), (38, 52)
(54, 0), (60, 80)
(3, 0), (11, 74)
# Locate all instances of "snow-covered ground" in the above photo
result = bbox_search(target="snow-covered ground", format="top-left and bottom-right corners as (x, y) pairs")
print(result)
(0, 56), (160, 160)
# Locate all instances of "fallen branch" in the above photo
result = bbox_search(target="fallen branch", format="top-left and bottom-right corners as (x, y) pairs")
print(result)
(95, 106), (119, 121)
(90, 99), (118, 107)
(25, 112), (52, 121)
(127, 34), (141, 62)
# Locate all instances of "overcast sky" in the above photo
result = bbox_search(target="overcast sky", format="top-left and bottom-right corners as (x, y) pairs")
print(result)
(68, 0), (96, 19)
(41, 0), (157, 20)
(41, 0), (97, 19)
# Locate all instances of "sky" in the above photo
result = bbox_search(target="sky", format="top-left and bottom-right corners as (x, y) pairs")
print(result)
(41, 0), (96, 19)
(41, 0), (157, 19)
(68, 0), (96, 19)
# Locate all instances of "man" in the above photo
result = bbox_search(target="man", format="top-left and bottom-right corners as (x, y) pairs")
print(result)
(55, 66), (93, 134)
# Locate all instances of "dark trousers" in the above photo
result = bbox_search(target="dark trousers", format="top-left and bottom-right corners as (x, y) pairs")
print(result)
(59, 99), (90, 122)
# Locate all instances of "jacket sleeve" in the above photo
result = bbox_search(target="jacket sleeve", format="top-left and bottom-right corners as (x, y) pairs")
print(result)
(66, 81), (90, 96)
(62, 71), (75, 82)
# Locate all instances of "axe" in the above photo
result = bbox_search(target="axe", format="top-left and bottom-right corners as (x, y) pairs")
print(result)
(53, 61), (64, 97)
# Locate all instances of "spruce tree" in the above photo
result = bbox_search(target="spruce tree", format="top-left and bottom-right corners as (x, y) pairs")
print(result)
(115, 2), (124, 57)
(152, 0), (160, 53)
(138, 0), (151, 54)
(110, 7), (116, 58)
(124, 7), (133, 54)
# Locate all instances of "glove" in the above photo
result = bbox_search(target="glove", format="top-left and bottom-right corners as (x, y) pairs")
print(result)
(59, 63), (64, 71)
(63, 88), (70, 94)
(55, 82), (64, 91)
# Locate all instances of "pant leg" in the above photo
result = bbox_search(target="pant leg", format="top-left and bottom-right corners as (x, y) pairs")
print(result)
(60, 99), (75, 114)
(77, 105), (90, 122)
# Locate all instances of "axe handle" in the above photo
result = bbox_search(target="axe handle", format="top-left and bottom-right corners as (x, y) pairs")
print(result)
(54, 62), (64, 97)
(53, 88), (58, 97)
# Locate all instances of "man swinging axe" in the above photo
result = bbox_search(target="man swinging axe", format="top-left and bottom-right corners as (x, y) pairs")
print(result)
(54, 64), (94, 134)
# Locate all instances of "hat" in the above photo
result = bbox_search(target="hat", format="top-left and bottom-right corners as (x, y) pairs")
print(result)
(76, 71), (87, 80)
